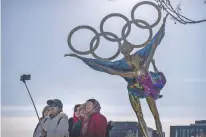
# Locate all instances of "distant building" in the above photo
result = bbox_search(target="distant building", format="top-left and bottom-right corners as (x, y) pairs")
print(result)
(109, 121), (164, 137)
(195, 120), (206, 125)
(110, 122), (140, 137)
(152, 130), (165, 137)
(170, 120), (206, 137)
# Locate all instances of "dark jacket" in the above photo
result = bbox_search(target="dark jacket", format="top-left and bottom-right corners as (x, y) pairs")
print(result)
(105, 124), (114, 137)
(69, 117), (73, 136)
(69, 117), (83, 137)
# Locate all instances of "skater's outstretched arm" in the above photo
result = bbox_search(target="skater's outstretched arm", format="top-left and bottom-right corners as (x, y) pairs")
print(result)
(65, 53), (134, 75)
(94, 63), (136, 78)
(65, 53), (118, 75)
(135, 15), (168, 70)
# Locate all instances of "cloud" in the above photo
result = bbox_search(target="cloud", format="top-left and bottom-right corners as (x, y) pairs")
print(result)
(1, 101), (205, 137)
(1, 0), (206, 137)
(183, 78), (206, 83)
(1, 116), (201, 137)
(2, 104), (205, 119)
(1, 117), (38, 137)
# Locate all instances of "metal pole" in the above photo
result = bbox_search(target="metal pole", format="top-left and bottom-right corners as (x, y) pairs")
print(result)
(23, 80), (40, 121)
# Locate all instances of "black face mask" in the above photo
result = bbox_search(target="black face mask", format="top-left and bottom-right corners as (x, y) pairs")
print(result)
(50, 103), (62, 109)
(50, 110), (62, 118)
(49, 114), (53, 118)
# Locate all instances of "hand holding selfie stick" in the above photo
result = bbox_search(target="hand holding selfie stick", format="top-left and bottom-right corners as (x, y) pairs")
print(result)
(20, 74), (40, 121)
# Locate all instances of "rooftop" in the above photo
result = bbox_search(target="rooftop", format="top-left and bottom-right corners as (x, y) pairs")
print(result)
(111, 121), (153, 131)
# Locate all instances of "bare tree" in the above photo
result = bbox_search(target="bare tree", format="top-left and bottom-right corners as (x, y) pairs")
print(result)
(108, 0), (206, 24)
(153, 0), (206, 24)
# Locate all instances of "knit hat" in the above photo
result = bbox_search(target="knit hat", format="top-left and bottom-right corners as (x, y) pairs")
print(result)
(47, 99), (63, 109)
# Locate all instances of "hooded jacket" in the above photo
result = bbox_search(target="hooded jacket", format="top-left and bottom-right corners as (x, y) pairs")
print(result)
(42, 112), (69, 137)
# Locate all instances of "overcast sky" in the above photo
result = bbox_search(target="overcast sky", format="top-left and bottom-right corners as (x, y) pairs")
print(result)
(1, 0), (206, 137)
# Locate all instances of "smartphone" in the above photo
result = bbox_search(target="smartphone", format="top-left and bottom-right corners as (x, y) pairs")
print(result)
(20, 74), (31, 81)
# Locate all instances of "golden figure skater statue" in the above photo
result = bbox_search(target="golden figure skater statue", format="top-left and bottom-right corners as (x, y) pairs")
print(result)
(65, 14), (168, 137)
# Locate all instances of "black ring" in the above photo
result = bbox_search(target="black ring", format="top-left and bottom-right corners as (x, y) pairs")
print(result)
(67, 1), (162, 60)
(131, 1), (161, 29)
(122, 19), (153, 48)
(67, 25), (100, 55)
(90, 32), (121, 61)
(100, 13), (131, 42)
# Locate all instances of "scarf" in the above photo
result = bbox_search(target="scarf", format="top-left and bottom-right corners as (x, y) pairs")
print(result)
(73, 113), (79, 124)
(81, 100), (101, 135)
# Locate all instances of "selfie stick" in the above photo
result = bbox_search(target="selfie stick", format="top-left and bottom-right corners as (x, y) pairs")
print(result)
(20, 74), (40, 121)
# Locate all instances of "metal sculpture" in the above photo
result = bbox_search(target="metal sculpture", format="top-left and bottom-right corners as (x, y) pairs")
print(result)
(65, 1), (168, 137)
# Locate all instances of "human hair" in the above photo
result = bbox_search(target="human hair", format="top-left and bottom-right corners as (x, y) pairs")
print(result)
(74, 104), (82, 112)
(86, 99), (96, 104)
(79, 103), (86, 110)
(42, 105), (49, 117)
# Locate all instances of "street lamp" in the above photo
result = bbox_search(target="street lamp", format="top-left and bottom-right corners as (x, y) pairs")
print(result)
(20, 74), (40, 121)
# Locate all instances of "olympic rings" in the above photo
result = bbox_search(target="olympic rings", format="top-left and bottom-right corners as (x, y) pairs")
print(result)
(100, 13), (131, 42)
(67, 25), (100, 55)
(67, 1), (162, 60)
(131, 1), (161, 29)
(122, 19), (153, 48)
(90, 32), (121, 61)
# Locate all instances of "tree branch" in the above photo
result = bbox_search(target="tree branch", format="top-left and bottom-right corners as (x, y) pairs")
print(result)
(154, 0), (206, 24)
